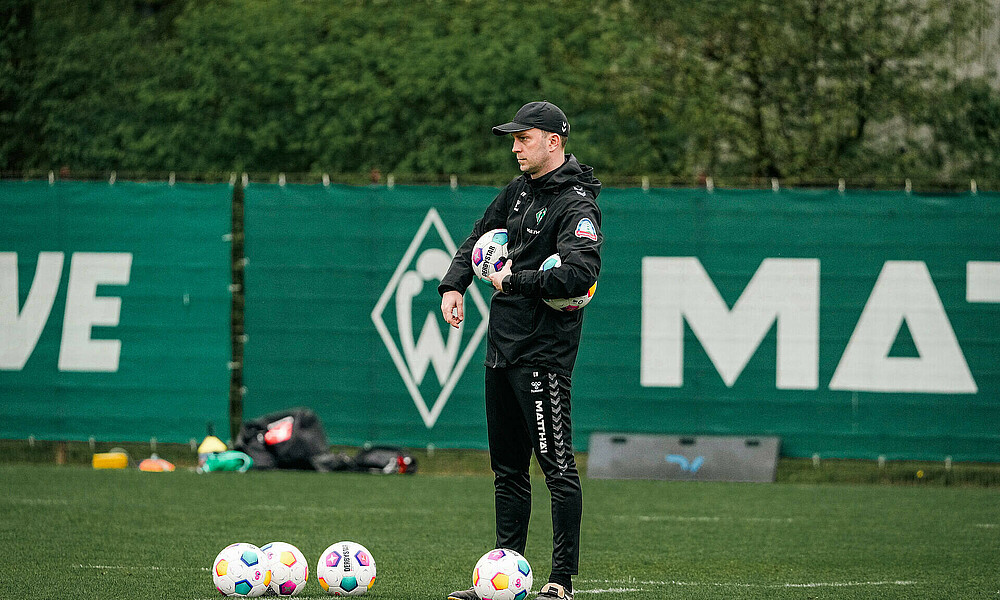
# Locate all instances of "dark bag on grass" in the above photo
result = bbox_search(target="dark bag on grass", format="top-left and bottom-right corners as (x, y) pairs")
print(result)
(310, 451), (356, 472)
(352, 445), (418, 474)
(234, 408), (329, 470)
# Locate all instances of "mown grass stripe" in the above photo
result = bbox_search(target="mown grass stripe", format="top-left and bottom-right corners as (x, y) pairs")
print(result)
(578, 579), (918, 588)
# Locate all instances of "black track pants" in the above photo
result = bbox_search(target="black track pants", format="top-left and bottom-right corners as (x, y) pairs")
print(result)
(485, 365), (582, 578)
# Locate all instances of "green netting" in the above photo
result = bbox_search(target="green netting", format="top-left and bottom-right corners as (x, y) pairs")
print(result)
(0, 182), (231, 442)
(3, 181), (997, 459)
(243, 184), (1000, 460)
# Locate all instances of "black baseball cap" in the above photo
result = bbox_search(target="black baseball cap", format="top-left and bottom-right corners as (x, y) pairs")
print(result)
(492, 101), (570, 137)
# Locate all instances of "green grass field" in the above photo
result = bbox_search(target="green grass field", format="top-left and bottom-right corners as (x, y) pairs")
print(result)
(7, 464), (999, 599)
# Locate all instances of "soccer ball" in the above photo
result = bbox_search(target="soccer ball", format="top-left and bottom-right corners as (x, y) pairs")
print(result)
(212, 543), (271, 597)
(317, 541), (376, 596)
(538, 254), (597, 311)
(472, 228), (509, 282)
(262, 541), (309, 596)
(472, 548), (533, 600)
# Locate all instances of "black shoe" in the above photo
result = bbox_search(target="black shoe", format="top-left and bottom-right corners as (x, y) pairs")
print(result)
(447, 587), (479, 600)
(537, 582), (573, 600)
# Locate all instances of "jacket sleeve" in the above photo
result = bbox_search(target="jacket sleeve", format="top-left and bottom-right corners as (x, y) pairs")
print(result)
(438, 187), (510, 296)
(511, 195), (602, 299)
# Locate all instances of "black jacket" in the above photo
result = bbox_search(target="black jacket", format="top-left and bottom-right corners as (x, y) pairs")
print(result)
(439, 154), (603, 375)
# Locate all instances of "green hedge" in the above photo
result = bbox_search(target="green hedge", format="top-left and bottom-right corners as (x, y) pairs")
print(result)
(2, 0), (998, 181)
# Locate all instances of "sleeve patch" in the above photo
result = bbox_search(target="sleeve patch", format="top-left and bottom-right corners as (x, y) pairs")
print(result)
(575, 217), (598, 241)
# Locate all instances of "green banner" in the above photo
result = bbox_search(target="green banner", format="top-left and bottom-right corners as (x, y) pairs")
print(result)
(243, 184), (497, 449)
(5, 181), (998, 461)
(611, 189), (1000, 461)
(244, 185), (1000, 461)
(0, 182), (231, 442)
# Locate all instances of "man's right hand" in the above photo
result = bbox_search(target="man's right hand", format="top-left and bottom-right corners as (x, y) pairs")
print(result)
(441, 290), (464, 328)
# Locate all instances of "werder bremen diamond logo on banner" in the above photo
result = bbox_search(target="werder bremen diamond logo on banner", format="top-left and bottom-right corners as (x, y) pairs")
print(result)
(371, 208), (489, 429)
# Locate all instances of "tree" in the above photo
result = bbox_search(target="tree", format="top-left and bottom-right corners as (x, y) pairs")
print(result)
(0, 0), (35, 169)
(929, 78), (1000, 177)
(3, 0), (995, 182)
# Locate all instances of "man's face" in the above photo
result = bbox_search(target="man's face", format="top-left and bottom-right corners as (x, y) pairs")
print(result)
(511, 128), (555, 177)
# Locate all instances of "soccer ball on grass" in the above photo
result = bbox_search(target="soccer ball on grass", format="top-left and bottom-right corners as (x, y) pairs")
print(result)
(212, 542), (271, 597)
(317, 541), (377, 596)
(262, 541), (309, 596)
(472, 548), (533, 600)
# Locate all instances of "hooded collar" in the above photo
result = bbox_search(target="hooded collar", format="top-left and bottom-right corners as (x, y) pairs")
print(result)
(526, 156), (567, 190)
(524, 154), (602, 199)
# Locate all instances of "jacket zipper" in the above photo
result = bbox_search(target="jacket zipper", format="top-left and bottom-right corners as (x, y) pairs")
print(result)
(492, 183), (537, 369)
(512, 184), (537, 258)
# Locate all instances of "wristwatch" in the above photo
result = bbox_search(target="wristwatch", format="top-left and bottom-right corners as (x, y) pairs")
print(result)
(501, 274), (513, 294)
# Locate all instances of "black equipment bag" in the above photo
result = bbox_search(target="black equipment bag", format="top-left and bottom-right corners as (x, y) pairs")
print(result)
(352, 445), (418, 474)
(234, 408), (329, 470)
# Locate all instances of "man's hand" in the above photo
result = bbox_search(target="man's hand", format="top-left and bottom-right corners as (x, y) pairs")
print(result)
(441, 290), (464, 328)
(489, 261), (513, 292)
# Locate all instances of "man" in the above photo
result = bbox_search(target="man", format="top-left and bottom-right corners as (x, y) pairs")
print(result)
(439, 101), (603, 600)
